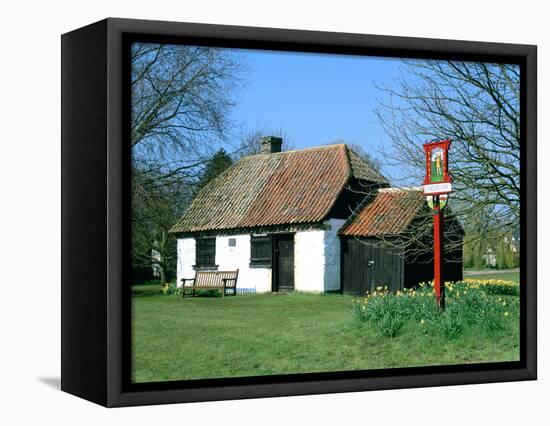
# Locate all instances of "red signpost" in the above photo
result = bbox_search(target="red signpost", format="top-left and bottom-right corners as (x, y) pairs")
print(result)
(433, 199), (445, 309)
(422, 139), (452, 310)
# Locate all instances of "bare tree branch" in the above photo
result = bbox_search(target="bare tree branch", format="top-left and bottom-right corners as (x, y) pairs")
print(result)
(374, 60), (520, 259)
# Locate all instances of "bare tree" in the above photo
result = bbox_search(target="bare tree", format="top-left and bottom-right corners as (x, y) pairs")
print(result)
(324, 142), (463, 263)
(130, 43), (245, 282)
(374, 60), (520, 257)
(131, 169), (193, 283)
(345, 188), (464, 265)
(235, 127), (294, 158)
(131, 43), (245, 187)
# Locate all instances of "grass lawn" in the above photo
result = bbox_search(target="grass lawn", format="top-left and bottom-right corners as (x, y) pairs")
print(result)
(464, 271), (519, 282)
(132, 285), (520, 383)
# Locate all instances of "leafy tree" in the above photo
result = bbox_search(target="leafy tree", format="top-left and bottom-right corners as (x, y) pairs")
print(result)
(463, 226), (519, 269)
(496, 236), (519, 269)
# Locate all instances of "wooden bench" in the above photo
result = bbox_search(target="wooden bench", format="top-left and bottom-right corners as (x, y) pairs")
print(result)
(181, 269), (239, 298)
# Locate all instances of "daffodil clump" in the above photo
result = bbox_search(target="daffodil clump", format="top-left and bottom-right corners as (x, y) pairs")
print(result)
(461, 278), (519, 296)
(161, 283), (181, 295)
(351, 280), (519, 339)
(352, 284), (436, 337)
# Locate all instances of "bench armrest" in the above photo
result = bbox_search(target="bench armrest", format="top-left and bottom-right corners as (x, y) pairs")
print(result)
(181, 278), (195, 286)
(222, 278), (237, 287)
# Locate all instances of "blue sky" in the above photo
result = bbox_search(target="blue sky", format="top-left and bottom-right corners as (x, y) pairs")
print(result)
(229, 49), (404, 157)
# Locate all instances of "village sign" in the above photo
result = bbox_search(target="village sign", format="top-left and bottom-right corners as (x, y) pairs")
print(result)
(422, 139), (452, 310)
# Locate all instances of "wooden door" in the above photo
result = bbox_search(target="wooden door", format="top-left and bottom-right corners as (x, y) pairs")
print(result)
(273, 234), (294, 292)
(342, 237), (405, 296)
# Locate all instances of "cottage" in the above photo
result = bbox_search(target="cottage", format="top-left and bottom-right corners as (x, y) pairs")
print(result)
(170, 137), (463, 294)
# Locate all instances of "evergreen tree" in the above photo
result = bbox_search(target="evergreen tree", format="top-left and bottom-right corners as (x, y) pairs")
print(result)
(197, 149), (233, 190)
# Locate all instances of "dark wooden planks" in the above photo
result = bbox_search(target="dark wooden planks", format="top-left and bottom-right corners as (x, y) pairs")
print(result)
(341, 237), (405, 296)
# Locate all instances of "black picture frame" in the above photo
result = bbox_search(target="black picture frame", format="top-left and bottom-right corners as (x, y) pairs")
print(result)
(61, 17), (537, 407)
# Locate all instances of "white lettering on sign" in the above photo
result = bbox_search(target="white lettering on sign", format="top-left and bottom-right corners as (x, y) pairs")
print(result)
(423, 182), (452, 195)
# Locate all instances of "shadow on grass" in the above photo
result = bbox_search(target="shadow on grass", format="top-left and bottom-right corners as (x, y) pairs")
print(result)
(131, 287), (162, 297)
(131, 286), (226, 298)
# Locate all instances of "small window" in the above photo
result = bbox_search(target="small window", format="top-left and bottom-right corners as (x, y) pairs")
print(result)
(195, 237), (216, 269)
(250, 235), (272, 267)
(228, 238), (236, 247)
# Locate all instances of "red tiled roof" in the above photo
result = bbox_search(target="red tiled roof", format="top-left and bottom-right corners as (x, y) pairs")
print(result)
(339, 188), (425, 237)
(170, 144), (388, 233)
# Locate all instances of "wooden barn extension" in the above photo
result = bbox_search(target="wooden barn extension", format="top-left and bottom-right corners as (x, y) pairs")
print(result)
(339, 188), (463, 296)
(341, 236), (463, 295)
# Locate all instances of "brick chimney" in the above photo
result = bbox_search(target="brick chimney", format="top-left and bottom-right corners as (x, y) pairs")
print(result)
(260, 136), (283, 154)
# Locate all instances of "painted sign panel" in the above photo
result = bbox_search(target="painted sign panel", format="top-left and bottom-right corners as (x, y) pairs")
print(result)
(431, 147), (445, 182)
(423, 182), (452, 195)
(422, 139), (452, 195)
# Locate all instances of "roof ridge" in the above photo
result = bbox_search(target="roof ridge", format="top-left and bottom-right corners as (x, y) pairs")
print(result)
(337, 187), (378, 235)
(344, 145), (389, 185)
(339, 187), (426, 237)
(378, 186), (422, 193)
(319, 144), (353, 222)
(244, 143), (346, 159)
(171, 143), (392, 235)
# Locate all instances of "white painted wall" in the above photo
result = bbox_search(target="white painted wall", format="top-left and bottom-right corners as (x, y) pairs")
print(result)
(215, 235), (271, 292)
(294, 229), (325, 292)
(177, 220), (345, 293)
(176, 234), (271, 292)
(176, 238), (196, 287)
(294, 219), (345, 292)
